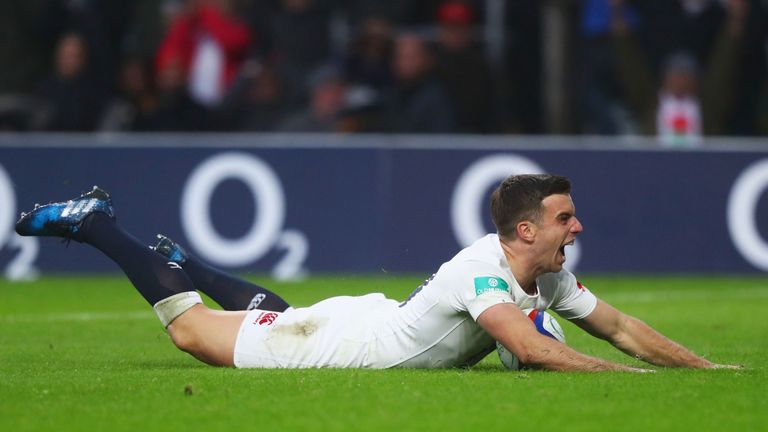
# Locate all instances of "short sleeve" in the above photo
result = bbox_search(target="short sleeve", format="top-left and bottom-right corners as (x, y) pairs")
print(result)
(443, 260), (515, 321)
(466, 289), (515, 320)
(547, 270), (597, 320)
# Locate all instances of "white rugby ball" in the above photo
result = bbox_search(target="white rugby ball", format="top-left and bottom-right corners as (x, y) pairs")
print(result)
(497, 308), (566, 370)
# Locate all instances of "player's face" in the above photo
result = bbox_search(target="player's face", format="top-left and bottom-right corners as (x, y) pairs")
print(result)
(533, 194), (583, 273)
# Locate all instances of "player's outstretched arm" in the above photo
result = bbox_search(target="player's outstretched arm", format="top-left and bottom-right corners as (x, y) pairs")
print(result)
(573, 300), (741, 369)
(477, 303), (652, 372)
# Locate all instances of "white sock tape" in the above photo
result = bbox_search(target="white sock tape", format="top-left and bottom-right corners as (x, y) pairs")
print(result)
(153, 291), (203, 327)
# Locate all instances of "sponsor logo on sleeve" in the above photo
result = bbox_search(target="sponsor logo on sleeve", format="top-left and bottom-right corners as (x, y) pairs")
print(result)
(576, 280), (587, 292)
(474, 276), (509, 295)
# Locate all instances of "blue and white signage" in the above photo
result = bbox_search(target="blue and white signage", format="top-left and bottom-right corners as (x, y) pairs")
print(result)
(0, 135), (766, 278)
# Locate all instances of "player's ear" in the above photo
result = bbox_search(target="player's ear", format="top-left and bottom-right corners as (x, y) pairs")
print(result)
(516, 221), (536, 242)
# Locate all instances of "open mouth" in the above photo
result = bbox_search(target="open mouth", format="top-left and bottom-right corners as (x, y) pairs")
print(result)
(558, 240), (574, 261)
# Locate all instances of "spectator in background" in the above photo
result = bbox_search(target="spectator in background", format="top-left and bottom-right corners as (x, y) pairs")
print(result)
(343, 16), (395, 90)
(610, 0), (750, 145)
(434, 1), (497, 133)
(336, 85), (384, 133)
(145, 55), (210, 130)
(41, 1), (134, 91)
(384, 33), (456, 133)
(37, 32), (109, 131)
(99, 58), (160, 131)
(219, 59), (288, 131)
(155, 0), (252, 108)
(278, 64), (348, 132)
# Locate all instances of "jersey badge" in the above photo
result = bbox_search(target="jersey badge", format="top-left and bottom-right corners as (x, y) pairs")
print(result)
(474, 276), (509, 295)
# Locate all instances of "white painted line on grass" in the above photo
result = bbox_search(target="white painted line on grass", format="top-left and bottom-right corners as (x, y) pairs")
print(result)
(0, 310), (154, 323)
(1, 286), (766, 323)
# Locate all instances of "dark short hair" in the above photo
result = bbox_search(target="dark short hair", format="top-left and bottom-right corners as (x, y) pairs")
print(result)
(490, 174), (572, 239)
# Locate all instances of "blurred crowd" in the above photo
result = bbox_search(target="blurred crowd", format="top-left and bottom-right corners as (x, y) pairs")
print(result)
(0, 0), (765, 139)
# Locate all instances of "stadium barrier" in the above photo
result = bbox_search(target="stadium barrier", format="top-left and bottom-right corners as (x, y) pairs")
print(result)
(0, 133), (766, 279)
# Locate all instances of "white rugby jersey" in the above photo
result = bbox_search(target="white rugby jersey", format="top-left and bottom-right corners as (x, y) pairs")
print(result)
(233, 234), (597, 369)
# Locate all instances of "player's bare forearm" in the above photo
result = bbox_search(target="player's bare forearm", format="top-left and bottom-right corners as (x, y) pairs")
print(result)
(575, 300), (738, 369)
(609, 315), (715, 368)
(519, 335), (648, 372)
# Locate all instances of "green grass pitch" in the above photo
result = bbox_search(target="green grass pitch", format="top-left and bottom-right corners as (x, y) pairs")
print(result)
(1, 274), (766, 431)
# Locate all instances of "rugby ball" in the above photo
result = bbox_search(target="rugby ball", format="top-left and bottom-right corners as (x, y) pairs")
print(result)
(497, 308), (566, 370)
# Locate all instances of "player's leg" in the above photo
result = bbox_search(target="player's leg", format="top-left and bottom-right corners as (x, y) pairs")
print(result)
(152, 235), (291, 312)
(165, 305), (246, 366)
(15, 187), (241, 366)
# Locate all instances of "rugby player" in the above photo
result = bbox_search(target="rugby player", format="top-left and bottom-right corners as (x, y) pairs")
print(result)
(15, 175), (738, 370)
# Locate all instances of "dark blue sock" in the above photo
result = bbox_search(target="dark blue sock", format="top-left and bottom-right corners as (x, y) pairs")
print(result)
(79, 213), (195, 305)
(181, 257), (291, 312)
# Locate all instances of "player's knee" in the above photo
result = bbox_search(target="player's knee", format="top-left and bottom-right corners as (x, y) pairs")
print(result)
(168, 319), (214, 359)
(163, 304), (206, 353)
(167, 321), (204, 355)
(163, 305), (240, 367)
(167, 319), (231, 367)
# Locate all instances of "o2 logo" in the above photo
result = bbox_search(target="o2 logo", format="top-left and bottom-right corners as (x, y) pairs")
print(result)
(451, 154), (582, 272)
(181, 152), (308, 280)
(0, 164), (39, 280)
(727, 158), (768, 272)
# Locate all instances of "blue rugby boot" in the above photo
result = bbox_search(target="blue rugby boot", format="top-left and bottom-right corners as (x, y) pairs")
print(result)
(15, 186), (115, 240)
(151, 234), (188, 265)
